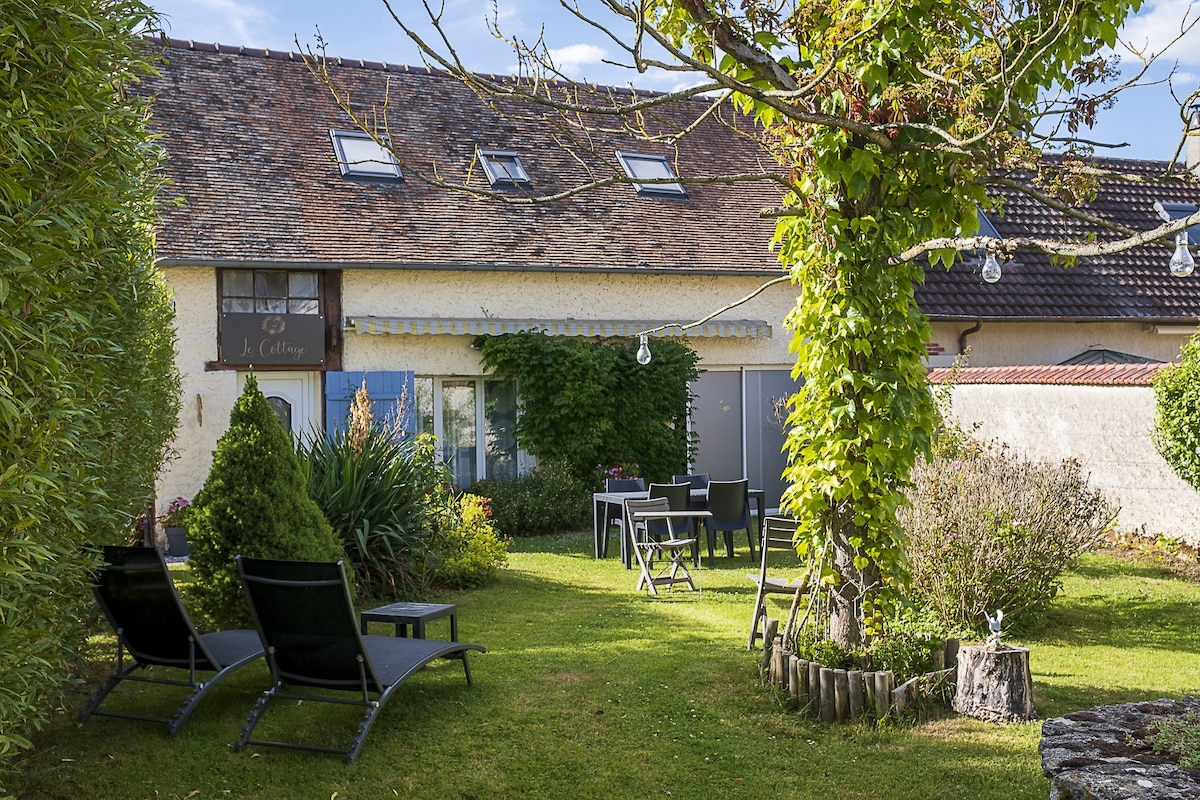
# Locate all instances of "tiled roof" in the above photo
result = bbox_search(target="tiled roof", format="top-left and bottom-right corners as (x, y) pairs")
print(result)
(919, 158), (1200, 322)
(141, 39), (1200, 321)
(926, 362), (1167, 386)
(139, 39), (785, 275)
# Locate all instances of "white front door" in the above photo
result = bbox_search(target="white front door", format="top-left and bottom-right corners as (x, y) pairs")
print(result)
(240, 371), (321, 441)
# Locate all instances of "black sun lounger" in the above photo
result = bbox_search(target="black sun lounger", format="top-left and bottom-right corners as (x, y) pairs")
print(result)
(234, 556), (486, 763)
(79, 545), (264, 735)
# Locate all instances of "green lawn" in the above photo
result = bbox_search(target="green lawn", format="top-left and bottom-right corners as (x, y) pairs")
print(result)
(9, 534), (1200, 799)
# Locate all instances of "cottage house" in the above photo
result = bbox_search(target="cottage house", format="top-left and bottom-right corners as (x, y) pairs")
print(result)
(143, 38), (1200, 543)
(141, 38), (800, 514)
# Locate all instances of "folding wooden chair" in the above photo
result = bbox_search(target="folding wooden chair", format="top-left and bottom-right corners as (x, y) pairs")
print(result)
(624, 497), (699, 595)
(748, 516), (809, 648)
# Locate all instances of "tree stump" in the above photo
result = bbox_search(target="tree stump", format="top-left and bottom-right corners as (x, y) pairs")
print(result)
(952, 644), (1036, 723)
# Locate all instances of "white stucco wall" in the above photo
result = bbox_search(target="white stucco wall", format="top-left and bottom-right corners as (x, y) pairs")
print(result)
(155, 265), (801, 512)
(927, 320), (1189, 367)
(155, 267), (239, 520)
(947, 383), (1200, 545)
(340, 269), (799, 371)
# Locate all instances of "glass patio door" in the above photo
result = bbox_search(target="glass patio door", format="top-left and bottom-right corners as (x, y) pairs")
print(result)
(415, 376), (521, 489)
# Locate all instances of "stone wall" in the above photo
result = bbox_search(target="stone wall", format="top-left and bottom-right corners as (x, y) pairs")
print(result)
(1041, 698), (1200, 800)
(947, 383), (1200, 546)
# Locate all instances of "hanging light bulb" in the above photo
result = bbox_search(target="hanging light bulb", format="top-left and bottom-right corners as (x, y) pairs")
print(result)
(1170, 230), (1195, 278)
(636, 333), (652, 365)
(981, 251), (1002, 284)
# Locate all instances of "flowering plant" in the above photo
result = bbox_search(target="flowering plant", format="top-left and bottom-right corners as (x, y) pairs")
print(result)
(159, 496), (190, 527)
(598, 462), (639, 482)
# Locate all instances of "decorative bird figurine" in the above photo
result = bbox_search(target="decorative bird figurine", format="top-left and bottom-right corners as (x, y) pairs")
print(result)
(985, 609), (1004, 647)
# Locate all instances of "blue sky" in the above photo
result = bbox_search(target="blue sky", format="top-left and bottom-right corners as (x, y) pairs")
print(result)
(148, 0), (1200, 162)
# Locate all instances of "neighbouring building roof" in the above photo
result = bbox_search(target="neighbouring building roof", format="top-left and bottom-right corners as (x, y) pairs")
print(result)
(927, 362), (1167, 386)
(919, 158), (1200, 323)
(139, 39), (785, 276)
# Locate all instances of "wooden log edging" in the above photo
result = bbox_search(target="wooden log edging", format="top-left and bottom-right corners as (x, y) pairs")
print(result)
(760, 620), (961, 723)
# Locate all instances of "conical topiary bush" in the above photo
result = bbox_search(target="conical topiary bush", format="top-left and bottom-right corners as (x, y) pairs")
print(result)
(187, 373), (342, 626)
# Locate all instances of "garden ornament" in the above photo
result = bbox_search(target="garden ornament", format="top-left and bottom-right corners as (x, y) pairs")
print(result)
(985, 609), (1004, 647)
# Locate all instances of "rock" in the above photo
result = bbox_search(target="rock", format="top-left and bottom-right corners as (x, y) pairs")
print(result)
(1040, 697), (1200, 799)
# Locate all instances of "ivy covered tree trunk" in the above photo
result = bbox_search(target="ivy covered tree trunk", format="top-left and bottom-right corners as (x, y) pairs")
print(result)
(779, 143), (946, 645)
(372, 0), (1146, 648)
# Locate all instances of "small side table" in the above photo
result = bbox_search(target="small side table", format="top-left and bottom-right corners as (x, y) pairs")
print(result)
(359, 601), (459, 641)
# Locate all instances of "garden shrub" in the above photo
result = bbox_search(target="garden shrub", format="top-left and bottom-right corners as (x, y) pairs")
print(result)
(188, 375), (343, 627)
(0, 0), (179, 770)
(305, 381), (508, 598)
(427, 493), (509, 589)
(472, 460), (592, 537)
(1153, 335), (1200, 490)
(790, 626), (945, 684)
(899, 442), (1114, 635)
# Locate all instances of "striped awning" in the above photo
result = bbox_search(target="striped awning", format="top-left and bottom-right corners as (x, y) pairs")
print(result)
(345, 316), (771, 338)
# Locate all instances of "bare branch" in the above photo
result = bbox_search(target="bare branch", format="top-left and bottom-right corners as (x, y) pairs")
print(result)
(637, 275), (793, 337)
(890, 210), (1200, 264)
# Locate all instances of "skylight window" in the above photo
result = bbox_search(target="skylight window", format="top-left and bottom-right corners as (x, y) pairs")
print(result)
(1154, 201), (1200, 246)
(615, 151), (686, 197)
(478, 149), (530, 187)
(329, 130), (402, 179)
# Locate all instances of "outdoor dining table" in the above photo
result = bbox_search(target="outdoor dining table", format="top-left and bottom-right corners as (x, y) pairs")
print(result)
(592, 487), (766, 567)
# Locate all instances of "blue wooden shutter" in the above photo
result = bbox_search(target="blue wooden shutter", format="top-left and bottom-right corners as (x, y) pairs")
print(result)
(324, 371), (415, 438)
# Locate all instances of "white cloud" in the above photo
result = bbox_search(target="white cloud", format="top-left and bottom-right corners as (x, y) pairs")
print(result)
(1119, 0), (1200, 65)
(546, 43), (608, 76)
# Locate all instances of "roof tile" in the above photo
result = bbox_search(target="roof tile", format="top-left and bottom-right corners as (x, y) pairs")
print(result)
(927, 362), (1168, 386)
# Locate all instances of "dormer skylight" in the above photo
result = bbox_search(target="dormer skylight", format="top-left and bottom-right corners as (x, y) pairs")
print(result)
(478, 150), (530, 187)
(616, 151), (686, 197)
(329, 130), (402, 179)
(976, 208), (1001, 241)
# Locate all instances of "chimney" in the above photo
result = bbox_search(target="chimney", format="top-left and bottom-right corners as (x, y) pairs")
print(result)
(1188, 105), (1200, 176)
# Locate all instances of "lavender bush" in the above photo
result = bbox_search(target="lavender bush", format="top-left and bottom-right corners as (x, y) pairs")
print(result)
(899, 442), (1114, 635)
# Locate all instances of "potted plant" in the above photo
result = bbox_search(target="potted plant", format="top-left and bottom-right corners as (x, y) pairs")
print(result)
(159, 496), (191, 557)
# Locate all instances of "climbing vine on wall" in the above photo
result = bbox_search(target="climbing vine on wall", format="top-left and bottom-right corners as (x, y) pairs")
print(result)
(476, 332), (700, 484)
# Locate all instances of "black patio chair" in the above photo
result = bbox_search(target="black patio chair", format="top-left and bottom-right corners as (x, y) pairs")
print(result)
(601, 477), (646, 559)
(78, 545), (265, 736)
(234, 556), (486, 763)
(705, 479), (758, 564)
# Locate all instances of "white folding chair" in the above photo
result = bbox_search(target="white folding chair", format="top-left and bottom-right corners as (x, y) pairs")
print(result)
(748, 516), (809, 648)
(624, 497), (699, 595)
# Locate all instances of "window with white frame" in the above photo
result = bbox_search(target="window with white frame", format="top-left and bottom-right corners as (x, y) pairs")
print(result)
(415, 377), (522, 488)
(329, 129), (402, 179)
(478, 149), (530, 187)
(615, 150), (686, 197)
